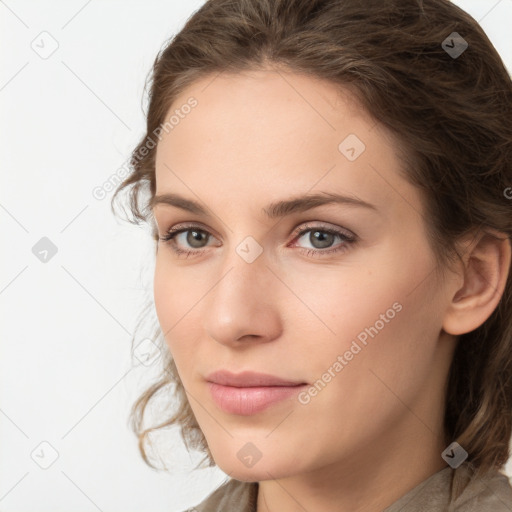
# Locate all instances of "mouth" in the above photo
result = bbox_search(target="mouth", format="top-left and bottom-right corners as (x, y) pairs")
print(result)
(205, 370), (308, 415)
(205, 369), (307, 387)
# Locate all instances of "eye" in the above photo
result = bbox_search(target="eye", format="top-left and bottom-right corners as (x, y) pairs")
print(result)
(290, 222), (357, 258)
(159, 224), (216, 258)
(158, 222), (357, 259)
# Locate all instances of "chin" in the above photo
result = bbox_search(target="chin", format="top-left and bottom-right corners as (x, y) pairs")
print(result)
(212, 452), (297, 482)
(220, 465), (288, 483)
(204, 429), (308, 481)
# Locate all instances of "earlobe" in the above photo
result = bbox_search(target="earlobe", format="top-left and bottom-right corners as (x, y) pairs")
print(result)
(442, 230), (511, 336)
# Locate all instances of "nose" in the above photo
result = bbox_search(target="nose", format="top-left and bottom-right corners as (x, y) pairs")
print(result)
(202, 251), (283, 347)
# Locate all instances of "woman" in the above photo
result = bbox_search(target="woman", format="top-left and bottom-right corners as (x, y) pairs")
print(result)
(112, 0), (512, 510)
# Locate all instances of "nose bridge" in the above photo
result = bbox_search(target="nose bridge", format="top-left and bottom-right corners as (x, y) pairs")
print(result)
(212, 239), (270, 314)
(215, 229), (269, 294)
(202, 239), (282, 344)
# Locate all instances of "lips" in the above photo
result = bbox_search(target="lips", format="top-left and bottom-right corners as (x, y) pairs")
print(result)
(205, 370), (308, 415)
(205, 370), (306, 387)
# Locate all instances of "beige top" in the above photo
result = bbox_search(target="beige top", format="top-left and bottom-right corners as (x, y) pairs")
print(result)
(184, 462), (512, 511)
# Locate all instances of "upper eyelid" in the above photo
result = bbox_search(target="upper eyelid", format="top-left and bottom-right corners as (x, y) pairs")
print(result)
(161, 221), (356, 242)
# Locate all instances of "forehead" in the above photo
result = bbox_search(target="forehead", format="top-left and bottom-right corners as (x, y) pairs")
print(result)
(153, 69), (420, 222)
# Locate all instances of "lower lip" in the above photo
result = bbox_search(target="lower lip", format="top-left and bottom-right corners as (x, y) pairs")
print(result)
(207, 382), (307, 415)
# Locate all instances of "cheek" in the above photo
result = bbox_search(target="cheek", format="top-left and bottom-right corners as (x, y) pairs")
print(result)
(291, 249), (442, 386)
(275, 262), (405, 349)
(292, 286), (444, 462)
(153, 258), (173, 332)
(311, 271), (443, 420)
(153, 254), (224, 384)
(153, 256), (196, 365)
(153, 254), (197, 330)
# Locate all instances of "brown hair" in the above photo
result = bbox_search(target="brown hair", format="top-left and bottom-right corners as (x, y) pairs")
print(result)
(111, 0), (512, 481)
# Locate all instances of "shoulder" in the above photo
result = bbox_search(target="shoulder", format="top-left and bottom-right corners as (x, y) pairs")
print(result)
(451, 466), (512, 511)
(181, 478), (258, 512)
(384, 463), (512, 512)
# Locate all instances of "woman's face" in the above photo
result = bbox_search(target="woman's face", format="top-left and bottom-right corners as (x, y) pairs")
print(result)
(152, 69), (458, 481)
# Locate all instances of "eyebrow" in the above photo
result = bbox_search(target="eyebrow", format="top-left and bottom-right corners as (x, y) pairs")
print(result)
(150, 191), (378, 219)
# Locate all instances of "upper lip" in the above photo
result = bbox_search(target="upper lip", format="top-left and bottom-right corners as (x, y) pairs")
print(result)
(205, 370), (307, 387)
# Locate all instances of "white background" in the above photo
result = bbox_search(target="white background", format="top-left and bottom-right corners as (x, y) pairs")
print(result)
(1, 1), (511, 511)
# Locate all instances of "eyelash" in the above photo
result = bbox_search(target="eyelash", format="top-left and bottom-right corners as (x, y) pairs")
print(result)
(158, 222), (357, 259)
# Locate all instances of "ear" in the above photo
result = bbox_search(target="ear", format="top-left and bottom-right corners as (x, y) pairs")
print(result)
(442, 229), (511, 336)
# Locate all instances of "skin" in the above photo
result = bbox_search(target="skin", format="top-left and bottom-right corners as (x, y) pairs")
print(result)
(151, 67), (511, 512)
